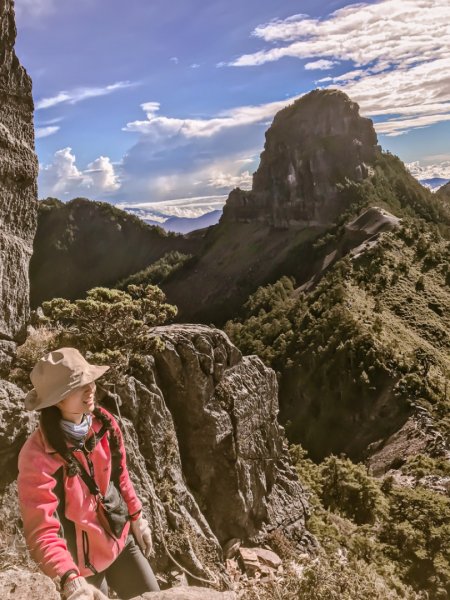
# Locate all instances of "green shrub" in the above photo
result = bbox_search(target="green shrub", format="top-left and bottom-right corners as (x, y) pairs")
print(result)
(116, 251), (193, 288)
(17, 284), (177, 383)
(380, 485), (450, 596)
(319, 456), (386, 525)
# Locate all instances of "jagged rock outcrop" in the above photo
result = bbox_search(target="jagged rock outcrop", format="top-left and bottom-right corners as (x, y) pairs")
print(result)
(106, 325), (311, 587)
(146, 325), (309, 548)
(297, 206), (401, 293)
(367, 403), (450, 476)
(221, 89), (378, 229)
(0, 324), (311, 593)
(0, 0), (38, 341)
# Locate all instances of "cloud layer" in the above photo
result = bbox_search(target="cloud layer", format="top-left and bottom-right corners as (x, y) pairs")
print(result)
(123, 98), (292, 139)
(116, 195), (227, 223)
(227, 0), (450, 136)
(406, 159), (450, 180)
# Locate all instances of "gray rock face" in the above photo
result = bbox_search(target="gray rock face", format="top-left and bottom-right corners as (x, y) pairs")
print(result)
(149, 325), (309, 547)
(0, 0), (38, 341)
(103, 324), (310, 589)
(0, 379), (37, 481)
(0, 569), (59, 599)
(297, 206), (401, 293)
(221, 89), (378, 229)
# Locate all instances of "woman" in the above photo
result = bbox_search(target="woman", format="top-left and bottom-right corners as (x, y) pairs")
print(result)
(17, 347), (161, 600)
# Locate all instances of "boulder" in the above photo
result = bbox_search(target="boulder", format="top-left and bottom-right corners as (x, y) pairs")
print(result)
(0, 569), (59, 599)
(131, 588), (236, 600)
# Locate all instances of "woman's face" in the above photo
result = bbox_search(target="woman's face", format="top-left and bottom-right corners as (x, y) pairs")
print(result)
(57, 381), (96, 422)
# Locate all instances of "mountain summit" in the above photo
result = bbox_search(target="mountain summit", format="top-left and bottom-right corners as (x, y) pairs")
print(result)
(222, 89), (379, 228)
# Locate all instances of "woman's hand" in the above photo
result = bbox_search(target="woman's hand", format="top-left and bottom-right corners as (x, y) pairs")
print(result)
(130, 515), (154, 558)
(62, 576), (110, 600)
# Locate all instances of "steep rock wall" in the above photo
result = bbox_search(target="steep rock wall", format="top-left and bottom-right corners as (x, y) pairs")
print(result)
(0, 0), (38, 341)
(221, 89), (378, 229)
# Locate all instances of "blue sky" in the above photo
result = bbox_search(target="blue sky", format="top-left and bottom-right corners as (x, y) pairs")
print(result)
(15, 0), (450, 223)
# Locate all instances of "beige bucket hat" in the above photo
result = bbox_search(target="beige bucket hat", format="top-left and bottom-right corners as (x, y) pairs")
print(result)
(24, 347), (110, 411)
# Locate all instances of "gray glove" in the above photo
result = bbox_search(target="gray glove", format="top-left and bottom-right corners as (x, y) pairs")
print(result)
(62, 576), (110, 600)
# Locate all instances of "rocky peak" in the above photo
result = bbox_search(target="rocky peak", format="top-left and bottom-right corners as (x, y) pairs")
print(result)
(0, 0), (38, 342)
(221, 89), (379, 229)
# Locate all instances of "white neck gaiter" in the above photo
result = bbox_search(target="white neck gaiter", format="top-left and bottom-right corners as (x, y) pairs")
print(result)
(60, 413), (93, 444)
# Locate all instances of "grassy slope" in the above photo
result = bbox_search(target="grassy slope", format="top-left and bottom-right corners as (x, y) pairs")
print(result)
(161, 219), (326, 326)
(221, 199), (450, 598)
(224, 216), (450, 462)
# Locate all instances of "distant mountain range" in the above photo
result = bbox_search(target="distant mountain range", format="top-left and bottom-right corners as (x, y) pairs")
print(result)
(419, 177), (450, 191)
(122, 207), (223, 234)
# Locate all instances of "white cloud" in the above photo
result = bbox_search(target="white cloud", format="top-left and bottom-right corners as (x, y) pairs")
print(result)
(39, 147), (121, 198)
(225, 0), (450, 136)
(208, 170), (253, 189)
(170, 57), (179, 64)
(232, 1), (449, 68)
(84, 156), (121, 192)
(317, 69), (365, 83)
(116, 195), (227, 222)
(304, 59), (337, 70)
(406, 160), (450, 180)
(123, 97), (298, 138)
(190, 63), (200, 69)
(36, 126), (60, 139)
(129, 155), (255, 201)
(375, 111), (450, 137)
(140, 102), (161, 116)
(36, 81), (135, 110)
(39, 147), (86, 196)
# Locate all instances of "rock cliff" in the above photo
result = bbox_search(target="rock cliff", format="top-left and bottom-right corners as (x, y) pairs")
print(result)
(0, 0), (38, 342)
(221, 89), (378, 229)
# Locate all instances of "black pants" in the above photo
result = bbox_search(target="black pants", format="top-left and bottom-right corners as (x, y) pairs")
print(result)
(86, 534), (160, 599)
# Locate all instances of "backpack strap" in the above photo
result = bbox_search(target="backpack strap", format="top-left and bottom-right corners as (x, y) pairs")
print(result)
(68, 424), (109, 497)
(69, 452), (102, 497)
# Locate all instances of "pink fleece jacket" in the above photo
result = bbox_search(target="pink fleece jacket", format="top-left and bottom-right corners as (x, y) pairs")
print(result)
(17, 406), (142, 580)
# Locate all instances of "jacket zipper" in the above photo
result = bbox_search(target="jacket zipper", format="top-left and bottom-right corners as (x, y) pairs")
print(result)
(81, 530), (98, 575)
(80, 450), (101, 573)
